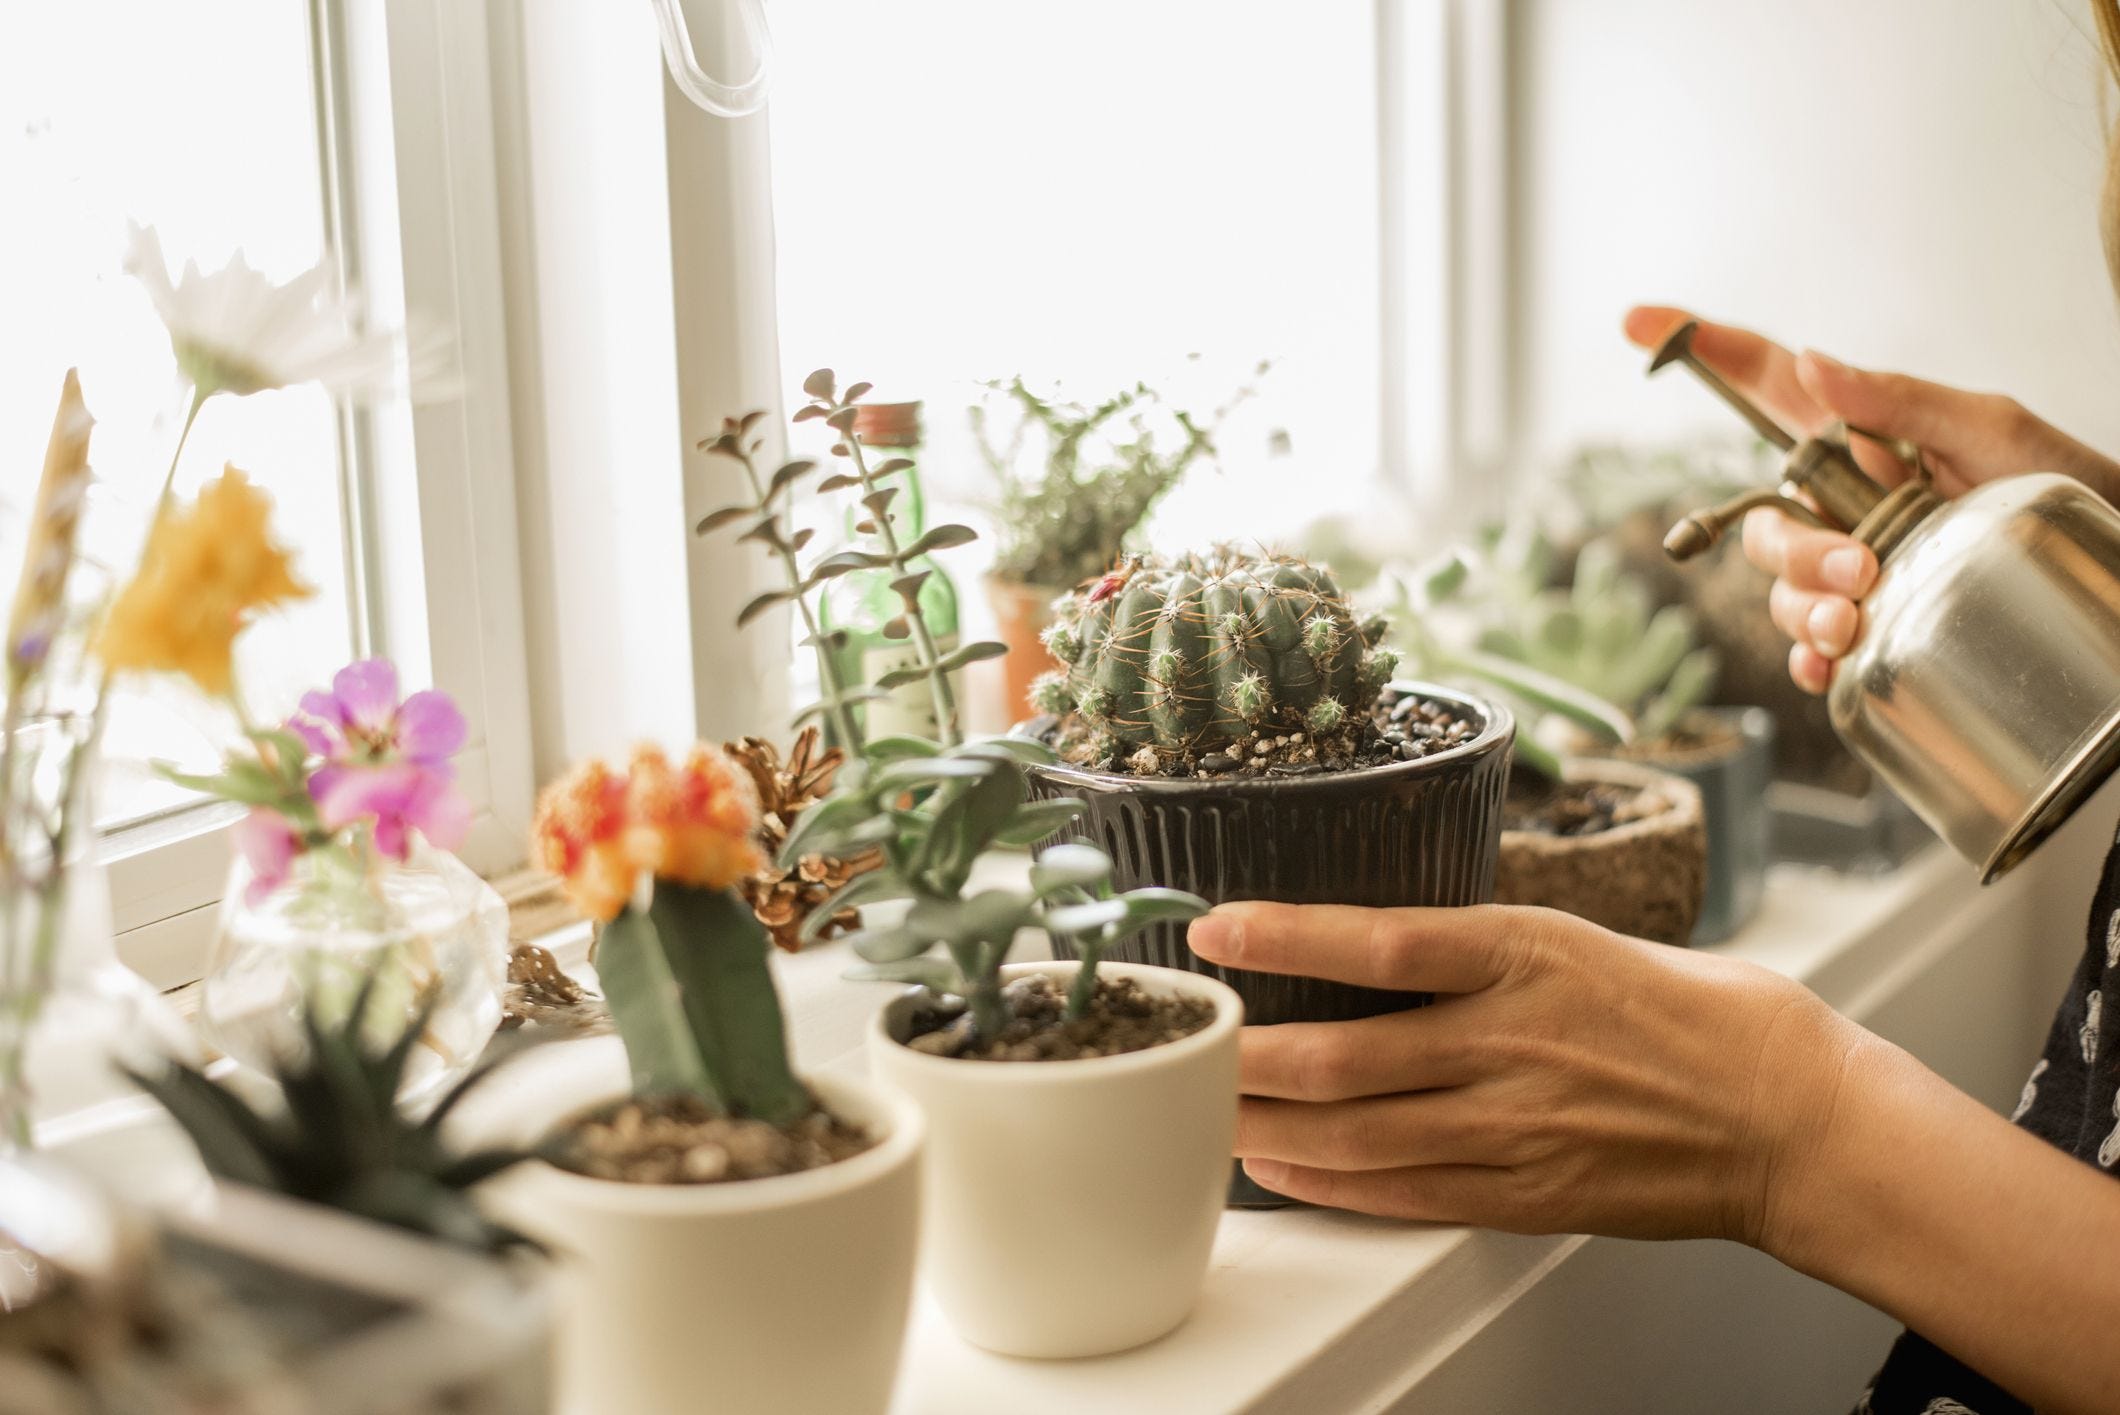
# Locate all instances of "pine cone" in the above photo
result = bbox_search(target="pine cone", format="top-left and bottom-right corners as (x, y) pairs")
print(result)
(726, 728), (881, 952)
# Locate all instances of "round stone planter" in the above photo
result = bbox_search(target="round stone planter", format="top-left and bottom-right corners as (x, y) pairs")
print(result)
(1496, 758), (1708, 945)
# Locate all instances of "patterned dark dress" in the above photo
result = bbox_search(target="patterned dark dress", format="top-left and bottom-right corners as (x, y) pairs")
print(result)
(1853, 821), (2120, 1414)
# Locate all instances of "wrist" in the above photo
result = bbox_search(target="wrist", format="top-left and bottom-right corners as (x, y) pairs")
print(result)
(1740, 993), (1883, 1264)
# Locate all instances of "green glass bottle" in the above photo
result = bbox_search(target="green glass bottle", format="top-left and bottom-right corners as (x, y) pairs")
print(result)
(819, 400), (961, 740)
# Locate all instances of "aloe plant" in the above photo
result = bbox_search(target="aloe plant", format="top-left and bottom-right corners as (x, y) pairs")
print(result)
(692, 374), (1208, 1043)
(1392, 523), (1718, 776)
(128, 979), (535, 1254)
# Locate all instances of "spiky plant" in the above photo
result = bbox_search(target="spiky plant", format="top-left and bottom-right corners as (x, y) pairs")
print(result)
(128, 981), (536, 1255)
(1029, 546), (1400, 760)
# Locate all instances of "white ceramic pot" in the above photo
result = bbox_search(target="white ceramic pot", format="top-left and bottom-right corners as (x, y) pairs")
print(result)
(868, 959), (1241, 1358)
(478, 1043), (922, 1415)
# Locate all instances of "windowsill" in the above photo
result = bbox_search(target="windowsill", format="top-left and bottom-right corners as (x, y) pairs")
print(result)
(49, 839), (2071, 1412)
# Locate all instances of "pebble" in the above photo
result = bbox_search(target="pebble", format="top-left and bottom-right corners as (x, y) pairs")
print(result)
(1199, 753), (1237, 773)
(1398, 741), (1423, 760)
(1252, 742), (1271, 757)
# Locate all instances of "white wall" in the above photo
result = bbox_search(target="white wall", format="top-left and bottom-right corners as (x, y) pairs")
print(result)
(1513, 0), (2120, 463)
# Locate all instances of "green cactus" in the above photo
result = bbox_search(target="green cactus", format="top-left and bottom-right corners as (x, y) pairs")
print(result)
(595, 883), (810, 1127)
(1034, 547), (1398, 758)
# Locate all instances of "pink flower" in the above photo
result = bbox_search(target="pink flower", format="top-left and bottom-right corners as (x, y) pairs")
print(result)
(315, 761), (472, 861)
(288, 658), (472, 862)
(233, 809), (302, 905)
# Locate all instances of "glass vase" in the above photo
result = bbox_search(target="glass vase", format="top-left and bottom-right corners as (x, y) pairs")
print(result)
(1, 713), (196, 1156)
(199, 840), (507, 1105)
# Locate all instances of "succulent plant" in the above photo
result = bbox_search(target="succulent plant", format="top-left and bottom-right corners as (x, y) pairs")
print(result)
(691, 371), (1207, 1044)
(1029, 546), (1399, 760)
(128, 980), (535, 1255)
(974, 371), (1260, 590)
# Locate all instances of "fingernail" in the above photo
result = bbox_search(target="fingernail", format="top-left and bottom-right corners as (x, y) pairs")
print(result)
(1807, 599), (1855, 656)
(1189, 915), (1242, 962)
(1244, 1158), (1288, 1186)
(1822, 545), (1872, 595)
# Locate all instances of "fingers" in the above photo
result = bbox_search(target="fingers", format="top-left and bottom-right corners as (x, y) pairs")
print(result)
(1189, 901), (1562, 994)
(1236, 1005), (1481, 1101)
(1788, 643), (1834, 696)
(1236, 1092), (1492, 1170)
(1767, 580), (1860, 659)
(1239, 1159), (1527, 1227)
(1741, 509), (1876, 597)
(1622, 305), (1825, 435)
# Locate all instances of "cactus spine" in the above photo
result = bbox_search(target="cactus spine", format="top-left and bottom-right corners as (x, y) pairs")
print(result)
(1036, 548), (1398, 756)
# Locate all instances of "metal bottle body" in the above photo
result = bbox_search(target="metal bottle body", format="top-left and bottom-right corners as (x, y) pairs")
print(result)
(1828, 472), (2120, 880)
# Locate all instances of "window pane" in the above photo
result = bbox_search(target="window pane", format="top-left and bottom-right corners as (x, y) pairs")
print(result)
(766, 0), (1382, 544)
(1, 3), (356, 829)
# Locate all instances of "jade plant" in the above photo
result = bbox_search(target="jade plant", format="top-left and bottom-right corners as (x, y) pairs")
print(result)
(973, 371), (1261, 592)
(129, 979), (536, 1254)
(1027, 547), (1400, 767)
(692, 371), (1207, 1045)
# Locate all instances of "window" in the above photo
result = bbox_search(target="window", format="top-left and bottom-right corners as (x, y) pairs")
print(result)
(1, 1), (534, 987)
(765, 1), (1386, 548)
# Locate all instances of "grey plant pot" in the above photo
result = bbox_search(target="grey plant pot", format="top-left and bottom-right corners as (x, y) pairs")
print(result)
(1593, 706), (1774, 944)
(1019, 683), (1515, 1206)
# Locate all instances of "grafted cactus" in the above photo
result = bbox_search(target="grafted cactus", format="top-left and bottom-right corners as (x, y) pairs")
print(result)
(1032, 548), (1398, 756)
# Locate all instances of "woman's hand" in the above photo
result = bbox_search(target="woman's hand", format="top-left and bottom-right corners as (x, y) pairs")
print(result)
(1623, 305), (2120, 693)
(1188, 899), (1861, 1244)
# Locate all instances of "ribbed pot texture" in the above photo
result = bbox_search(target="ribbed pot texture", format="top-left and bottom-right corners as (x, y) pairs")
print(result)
(1022, 685), (1514, 1028)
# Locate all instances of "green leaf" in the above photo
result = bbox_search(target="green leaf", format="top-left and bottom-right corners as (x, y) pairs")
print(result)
(817, 473), (861, 492)
(799, 870), (910, 944)
(949, 735), (1055, 766)
(125, 1064), (281, 1189)
(1439, 647), (1633, 745)
(862, 734), (942, 762)
(932, 640), (1008, 675)
(843, 380), (873, 403)
(863, 487), (899, 517)
(1512, 731), (1566, 780)
(994, 797), (1087, 846)
(920, 761), (1026, 887)
(803, 368), (836, 401)
(1111, 887), (1210, 931)
(849, 922), (936, 964)
(1043, 899), (1128, 936)
(737, 589), (794, 628)
(908, 890), (1034, 949)
(882, 616), (910, 640)
(808, 549), (894, 580)
(901, 524), (979, 558)
(825, 406), (860, 434)
(152, 760), (293, 809)
(767, 460), (817, 499)
(1028, 842), (1111, 895)
(782, 811), (897, 867)
(873, 458), (915, 477)
(873, 756), (997, 791)
(890, 570), (930, 607)
(777, 789), (884, 862)
(792, 404), (830, 424)
(842, 958), (962, 994)
(695, 503), (753, 535)
(874, 663), (930, 690)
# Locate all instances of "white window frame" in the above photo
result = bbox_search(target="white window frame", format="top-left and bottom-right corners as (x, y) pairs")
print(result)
(106, 0), (535, 991)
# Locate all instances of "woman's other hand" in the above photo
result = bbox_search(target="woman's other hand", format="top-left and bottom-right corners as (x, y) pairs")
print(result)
(1623, 305), (2120, 693)
(1189, 899), (1863, 1245)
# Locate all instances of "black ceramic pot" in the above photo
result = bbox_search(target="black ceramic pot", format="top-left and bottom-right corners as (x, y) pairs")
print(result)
(1020, 683), (1514, 1026)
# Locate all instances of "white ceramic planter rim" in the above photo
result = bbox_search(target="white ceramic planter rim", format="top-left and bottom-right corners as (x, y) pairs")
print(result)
(517, 1071), (925, 1218)
(869, 958), (1245, 1086)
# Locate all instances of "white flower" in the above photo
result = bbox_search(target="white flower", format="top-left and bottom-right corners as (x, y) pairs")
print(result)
(125, 223), (447, 402)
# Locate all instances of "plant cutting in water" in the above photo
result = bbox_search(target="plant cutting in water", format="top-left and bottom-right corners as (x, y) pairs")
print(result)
(692, 372), (1208, 1049)
(0, 228), (438, 1147)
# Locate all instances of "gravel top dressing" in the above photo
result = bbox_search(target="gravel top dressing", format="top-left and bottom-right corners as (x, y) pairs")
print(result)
(555, 1094), (875, 1186)
(904, 974), (1214, 1062)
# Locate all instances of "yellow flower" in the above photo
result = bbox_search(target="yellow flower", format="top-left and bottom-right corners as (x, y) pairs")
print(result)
(95, 466), (310, 696)
(532, 743), (763, 923)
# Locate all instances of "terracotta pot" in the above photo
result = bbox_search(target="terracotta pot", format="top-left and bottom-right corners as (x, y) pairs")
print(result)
(870, 960), (1239, 1358)
(984, 574), (1067, 725)
(1496, 759), (1707, 945)
(473, 1043), (923, 1415)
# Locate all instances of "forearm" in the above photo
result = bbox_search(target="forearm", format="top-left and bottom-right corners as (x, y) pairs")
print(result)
(1764, 1031), (2120, 1415)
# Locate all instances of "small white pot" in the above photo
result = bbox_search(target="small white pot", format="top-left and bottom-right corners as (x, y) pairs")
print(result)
(868, 959), (1241, 1358)
(478, 1046), (922, 1415)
